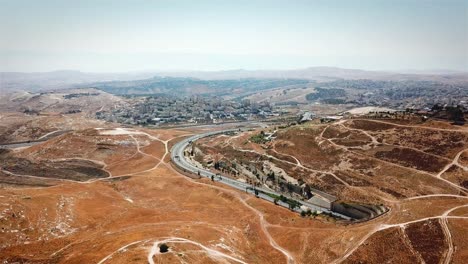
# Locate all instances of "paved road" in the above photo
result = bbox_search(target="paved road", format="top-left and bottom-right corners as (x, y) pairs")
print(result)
(170, 129), (351, 220)
(0, 130), (70, 149)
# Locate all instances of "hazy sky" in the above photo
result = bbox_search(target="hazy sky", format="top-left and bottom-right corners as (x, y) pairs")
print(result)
(1, 0), (467, 72)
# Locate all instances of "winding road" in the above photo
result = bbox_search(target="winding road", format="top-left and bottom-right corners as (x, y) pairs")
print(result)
(170, 129), (351, 220)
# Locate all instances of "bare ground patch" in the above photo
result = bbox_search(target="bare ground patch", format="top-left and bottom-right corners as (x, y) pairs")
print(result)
(405, 219), (447, 264)
(375, 147), (448, 173)
(344, 227), (420, 264)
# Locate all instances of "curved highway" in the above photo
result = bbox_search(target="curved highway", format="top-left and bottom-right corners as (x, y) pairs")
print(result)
(171, 129), (351, 220)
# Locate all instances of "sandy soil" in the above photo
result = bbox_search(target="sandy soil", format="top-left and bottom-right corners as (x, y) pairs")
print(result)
(191, 118), (468, 263)
(449, 218), (468, 264)
(1, 116), (467, 263)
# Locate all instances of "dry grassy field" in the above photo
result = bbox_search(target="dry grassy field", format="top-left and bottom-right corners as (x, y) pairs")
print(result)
(0, 115), (467, 263)
(193, 118), (468, 263)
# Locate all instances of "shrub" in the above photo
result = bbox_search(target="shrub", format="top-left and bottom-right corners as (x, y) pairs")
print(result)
(250, 133), (268, 144)
(159, 243), (169, 253)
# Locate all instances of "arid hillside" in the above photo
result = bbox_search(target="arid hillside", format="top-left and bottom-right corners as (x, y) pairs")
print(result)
(0, 115), (467, 263)
(196, 119), (467, 201)
(0, 112), (113, 144)
(0, 88), (124, 115)
(193, 118), (468, 263)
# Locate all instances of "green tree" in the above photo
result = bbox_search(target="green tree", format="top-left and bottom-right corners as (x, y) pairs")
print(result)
(447, 106), (465, 122)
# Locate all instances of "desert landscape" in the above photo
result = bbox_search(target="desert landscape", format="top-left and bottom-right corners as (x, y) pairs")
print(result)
(1, 1), (467, 262)
(0, 111), (467, 263)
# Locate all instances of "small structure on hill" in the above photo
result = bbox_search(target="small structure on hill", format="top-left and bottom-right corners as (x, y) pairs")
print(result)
(299, 111), (315, 123)
(320, 115), (342, 123)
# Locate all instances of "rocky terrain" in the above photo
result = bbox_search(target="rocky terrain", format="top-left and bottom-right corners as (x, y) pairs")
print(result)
(0, 112), (466, 263)
(192, 118), (468, 263)
(195, 119), (467, 201)
(0, 71), (466, 263)
(0, 112), (111, 144)
(0, 88), (123, 116)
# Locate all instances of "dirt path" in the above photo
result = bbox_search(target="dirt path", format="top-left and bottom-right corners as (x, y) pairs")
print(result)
(437, 148), (468, 178)
(4, 128), (295, 263)
(146, 237), (248, 264)
(270, 148), (303, 167)
(352, 119), (468, 133)
(440, 217), (453, 264)
(97, 239), (149, 264)
(37, 130), (62, 140)
(405, 194), (468, 200)
(164, 164), (296, 264)
(331, 226), (381, 264)
(128, 134), (161, 162)
(338, 123), (379, 146)
(2, 128), (175, 184)
(338, 122), (452, 161)
(333, 201), (468, 264)
(154, 139), (169, 169)
(242, 197), (296, 264)
(111, 133), (164, 177)
(0, 169), (89, 184)
(232, 145), (349, 186)
(399, 225), (425, 263)
(6, 125), (468, 264)
(320, 130), (468, 195)
(97, 129), (296, 263)
(110, 126), (466, 264)
(50, 157), (113, 178)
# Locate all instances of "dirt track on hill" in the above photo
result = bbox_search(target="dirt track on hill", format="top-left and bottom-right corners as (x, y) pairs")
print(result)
(1, 119), (467, 263)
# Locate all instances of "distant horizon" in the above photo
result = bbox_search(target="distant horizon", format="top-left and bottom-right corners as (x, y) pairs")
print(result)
(2, 66), (467, 75)
(1, 1), (467, 72)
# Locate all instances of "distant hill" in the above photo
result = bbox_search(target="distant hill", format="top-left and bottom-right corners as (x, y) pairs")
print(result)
(153, 67), (468, 83)
(0, 88), (123, 114)
(2, 67), (467, 93)
(154, 67), (386, 81)
(86, 77), (311, 98)
(0, 71), (156, 93)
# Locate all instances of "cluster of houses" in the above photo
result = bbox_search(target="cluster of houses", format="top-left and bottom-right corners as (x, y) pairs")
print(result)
(96, 96), (281, 125)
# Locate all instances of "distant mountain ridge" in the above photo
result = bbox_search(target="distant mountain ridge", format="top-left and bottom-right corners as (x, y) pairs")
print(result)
(86, 77), (310, 97)
(1, 67), (467, 93)
(0, 71), (157, 93)
(156, 67), (468, 82)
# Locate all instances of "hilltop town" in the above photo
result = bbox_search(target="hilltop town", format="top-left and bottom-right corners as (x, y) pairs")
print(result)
(96, 95), (279, 125)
